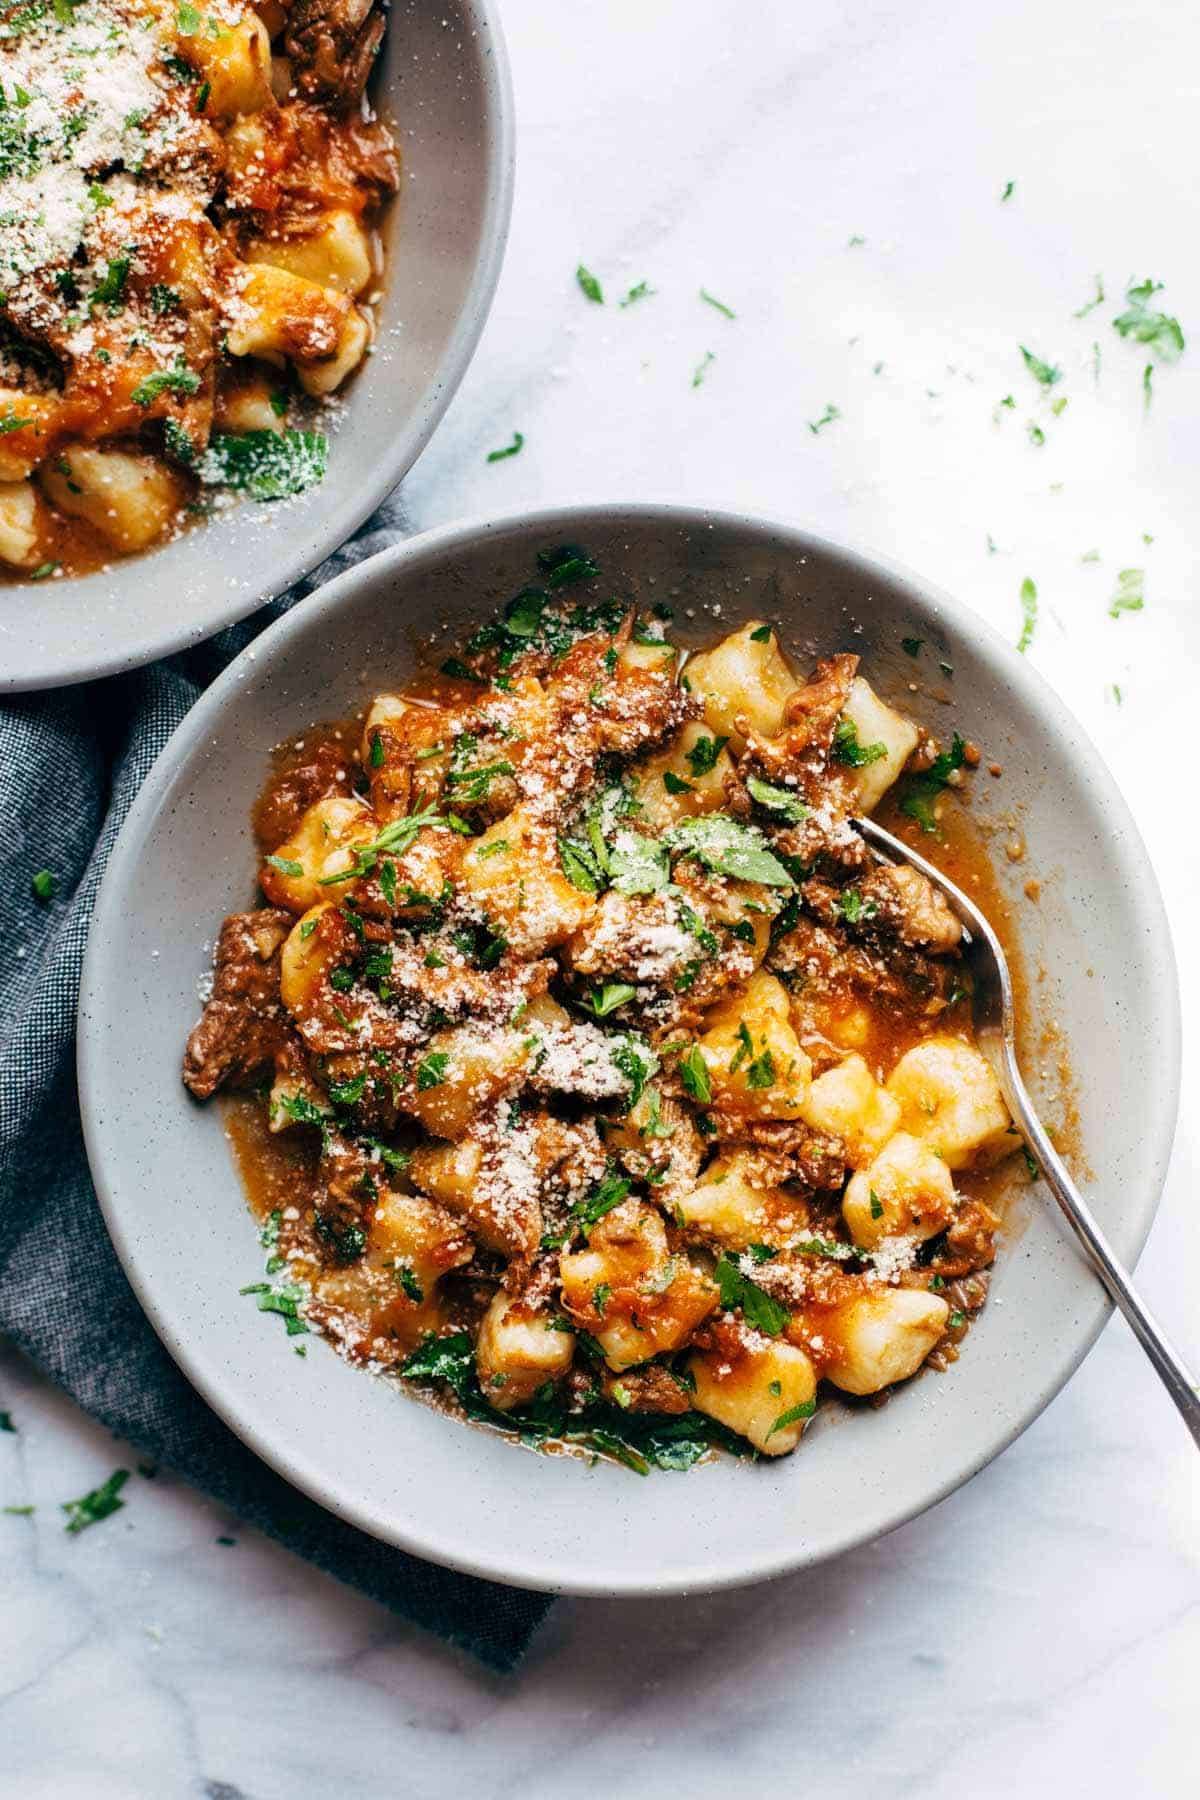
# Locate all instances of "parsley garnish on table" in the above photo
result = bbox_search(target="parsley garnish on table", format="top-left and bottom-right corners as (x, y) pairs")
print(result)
(62, 1468), (130, 1535)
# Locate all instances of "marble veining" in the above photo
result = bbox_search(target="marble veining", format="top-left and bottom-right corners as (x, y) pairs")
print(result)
(2, 0), (1197, 1791)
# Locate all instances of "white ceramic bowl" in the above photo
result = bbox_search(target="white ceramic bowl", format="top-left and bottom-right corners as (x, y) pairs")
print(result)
(78, 505), (1180, 1595)
(1, 0), (514, 694)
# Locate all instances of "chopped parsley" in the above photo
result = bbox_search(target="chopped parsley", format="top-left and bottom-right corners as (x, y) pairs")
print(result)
(575, 263), (604, 303)
(684, 733), (728, 777)
(400, 1331), (746, 1473)
(692, 350), (716, 388)
(609, 832), (669, 895)
(836, 888), (869, 925)
(62, 1468), (129, 1535)
(1112, 278), (1185, 363)
(487, 430), (524, 463)
(559, 835), (604, 894)
(30, 867), (55, 901)
(201, 430), (328, 501)
(1108, 568), (1144, 619)
(664, 814), (793, 886)
(1073, 274), (1105, 318)
(768, 1399), (816, 1436)
(831, 718), (887, 767)
(898, 734), (967, 832)
(713, 1255), (789, 1336)
(808, 402), (840, 435)
(266, 854), (303, 877)
(582, 981), (637, 1018)
(1017, 576), (1038, 653)
(699, 287), (736, 320)
(91, 255), (130, 312)
(416, 1051), (450, 1090)
(746, 774), (807, 824)
(619, 280), (655, 307)
(536, 543), (600, 587)
(240, 1280), (309, 1335)
(130, 363), (200, 406)
(1019, 345), (1062, 387)
(677, 1044), (712, 1106)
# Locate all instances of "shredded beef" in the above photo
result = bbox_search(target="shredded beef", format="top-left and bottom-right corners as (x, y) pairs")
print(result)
(183, 910), (292, 1098)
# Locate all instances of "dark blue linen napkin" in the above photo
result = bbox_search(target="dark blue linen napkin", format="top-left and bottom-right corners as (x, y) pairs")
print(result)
(0, 500), (553, 1672)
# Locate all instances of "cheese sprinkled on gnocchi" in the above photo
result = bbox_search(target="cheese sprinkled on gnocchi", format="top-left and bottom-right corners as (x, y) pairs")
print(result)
(0, 0), (397, 579)
(184, 547), (1022, 1472)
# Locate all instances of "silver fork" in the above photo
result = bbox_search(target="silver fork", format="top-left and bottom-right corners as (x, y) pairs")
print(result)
(855, 814), (1200, 1447)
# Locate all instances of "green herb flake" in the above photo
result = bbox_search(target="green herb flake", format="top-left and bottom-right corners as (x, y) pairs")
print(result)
(1073, 274), (1104, 318)
(898, 733), (967, 832)
(486, 430), (524, 463)
(201, 429), (327, 500)
(768, 1399), (817, 1436)
(576, 264), (604, 304)
(1108, 568), (1144, 619)
(559, 836), (603, 895)
(30, 867), (56, 901)
(664, 814), (794, 886)
(684, 733), (728, 777)
(130, 363), (200, 406)
(619, 280), (655, 307)
(901, 636), (923, 656)
(62, 1468), (129, 1535)
(1017, 576), (1038, 654)
(609, 832), (669, 896)
(266, 853), (303, 877)
(1000, 179), (1015, 202)
(91, 255), (130, 312)
(714, 1254), (790, 1336)
(1112, 278), (1185, 363)
(808, 402), (840, 435)
(746, 773), (807, 824)
(583, 981), (637, 1018)
(699, 287), (736, 320)
(1019, 345), (1062, 387)
(692, 350), (716, 388)
(416, 1050), (450, 1090)
(831, 718), (887, 767)
(677, 1044), (712, 1106)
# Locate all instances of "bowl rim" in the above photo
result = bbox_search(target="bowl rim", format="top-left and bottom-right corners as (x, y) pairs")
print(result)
(78, 502), (1182, 1596)
(1, 0), (516, 696)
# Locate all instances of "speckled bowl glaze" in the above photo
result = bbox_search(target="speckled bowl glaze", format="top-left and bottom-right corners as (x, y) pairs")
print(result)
(1, 0), (514, 694)
(78, 505), (1180, 1596)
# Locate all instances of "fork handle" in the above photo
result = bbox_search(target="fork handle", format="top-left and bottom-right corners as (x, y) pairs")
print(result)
(1003, 1056), (1200, 1447)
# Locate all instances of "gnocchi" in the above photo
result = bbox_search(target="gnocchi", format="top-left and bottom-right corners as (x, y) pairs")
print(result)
(0, 0), (398, 577)
(186, 564), (1025, 1474)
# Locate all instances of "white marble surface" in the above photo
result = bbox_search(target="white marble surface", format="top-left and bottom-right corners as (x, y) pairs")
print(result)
(3, 0), (1198, 1791)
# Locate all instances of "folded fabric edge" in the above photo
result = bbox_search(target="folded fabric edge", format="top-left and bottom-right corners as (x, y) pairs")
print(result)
(3, 1327), (554, 1675)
